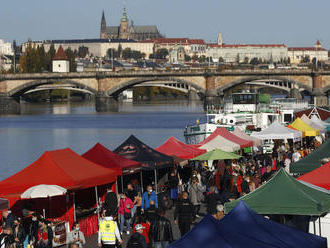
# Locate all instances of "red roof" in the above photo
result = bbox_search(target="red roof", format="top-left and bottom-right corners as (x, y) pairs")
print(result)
(155, 137), (206, 160)
(53, 45), (68, 60)
(198, 128), (253, 148)
(154, 38), (206, 45)
(295, 107), (330, 121)
(288, 47), (327, 51)
(0, 148), (118, 196)
(298, 161), (330, 190)
(208, 44), (286, 48)
(82, 143), (141, 175)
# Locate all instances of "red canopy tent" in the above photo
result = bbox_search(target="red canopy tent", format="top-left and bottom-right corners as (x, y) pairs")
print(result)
(155, 137), (206, 160)
(298, 161), (330, 190)
(0, 148), (119, 231)
(82, 143), (142, 175)
(197, 127), (253, 148)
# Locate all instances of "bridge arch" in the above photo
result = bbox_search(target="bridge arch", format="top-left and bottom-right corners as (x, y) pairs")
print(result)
(106, 77), (206, 97)
(216, 76), (313, 95)
(8, 79), (98, 97)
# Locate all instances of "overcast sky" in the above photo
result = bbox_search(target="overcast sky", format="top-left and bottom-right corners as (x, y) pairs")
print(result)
(1, 0), (330, 48)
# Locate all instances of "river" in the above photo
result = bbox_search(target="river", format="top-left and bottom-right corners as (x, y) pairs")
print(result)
(0, 100), (205, 180)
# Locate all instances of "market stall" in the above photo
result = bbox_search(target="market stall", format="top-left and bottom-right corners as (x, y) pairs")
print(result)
(290, 139), (330, 174)
(288, 117), (320, 137)
(251, 121), (302, 142)
(155, 136), (206, 160)
(169, 201), (327, 248)
(232, 127), (263, 147)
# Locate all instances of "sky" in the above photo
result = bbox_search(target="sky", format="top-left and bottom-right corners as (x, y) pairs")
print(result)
(1, 0), (330, 49)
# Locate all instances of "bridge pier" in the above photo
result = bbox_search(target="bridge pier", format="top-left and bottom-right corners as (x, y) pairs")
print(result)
(0, 96), (20, 115)
(312, 74), (328, 107)
(188, 90), (200, 101)
(95, 93), (119, 112)
(289, 88), (302, 99)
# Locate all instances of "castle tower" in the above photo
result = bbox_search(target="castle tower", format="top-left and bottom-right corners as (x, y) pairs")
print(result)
(217, 33), (223, 45)
(315, 40), (322, 49)
(100, 11), (106, 38)
(119, 7), (130, 39)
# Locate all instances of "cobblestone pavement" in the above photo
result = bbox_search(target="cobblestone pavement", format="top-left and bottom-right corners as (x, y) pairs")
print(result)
(85, 205), (206, 248)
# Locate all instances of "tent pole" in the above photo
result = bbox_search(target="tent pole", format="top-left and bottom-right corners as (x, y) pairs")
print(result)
(154, 169), (158, 194)
(95, 186), (100, 224)
(319, 217), (322, 236)
(313, 219), (316, 235)
(140, 171), (144, 193)
(73, 193), (76, 222)
(116, 180), (118, 193)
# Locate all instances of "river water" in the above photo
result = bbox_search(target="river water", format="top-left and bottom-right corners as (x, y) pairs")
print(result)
(0, 100), (205, 180)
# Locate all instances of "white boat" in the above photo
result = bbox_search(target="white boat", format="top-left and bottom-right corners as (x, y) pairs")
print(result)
(184, 92), (309, 144)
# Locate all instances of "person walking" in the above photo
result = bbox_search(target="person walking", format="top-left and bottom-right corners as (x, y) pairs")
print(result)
(150, 209), (173, 248)
(188, 178), (205, 219)
(98, 211), (122, 248)
(103, 185), (118, 217)
(141, 186), (158, 212)
(67, 222), (86, 248)
(12, 218), (25, 248)
(118, 192), (134, 235)
(126, 224), (147, 248)
(126, 184), (138, 221)
(174, 191), (194, 237)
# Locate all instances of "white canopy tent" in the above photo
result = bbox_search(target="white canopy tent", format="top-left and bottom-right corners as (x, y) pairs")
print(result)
(251, 122), (302, 142)
(199, 135), (241, 152)
(310, 115), (328, 128)
(232, 127), (263, 147)
(301, 114), (325, 134)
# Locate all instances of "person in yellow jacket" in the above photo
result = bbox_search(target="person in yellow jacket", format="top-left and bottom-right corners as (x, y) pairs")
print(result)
(98, 212), (122, 248)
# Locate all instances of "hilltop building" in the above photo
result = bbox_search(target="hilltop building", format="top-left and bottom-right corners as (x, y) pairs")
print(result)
(0, 39), (13, 56)
(100, 8), (163, 41)
(288, 40), (329, 64)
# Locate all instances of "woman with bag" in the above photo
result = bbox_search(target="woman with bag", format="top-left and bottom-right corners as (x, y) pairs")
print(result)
(118, 192), (133, 235)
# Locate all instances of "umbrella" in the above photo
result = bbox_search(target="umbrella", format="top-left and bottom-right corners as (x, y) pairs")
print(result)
(191, 149), (241, 161)
(0, 198), (9, 211)
(21, 184), (67, 199)
(21, 184), (67, 218)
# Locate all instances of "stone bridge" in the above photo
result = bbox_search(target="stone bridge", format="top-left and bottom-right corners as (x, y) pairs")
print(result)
(0, 69), (329, 114)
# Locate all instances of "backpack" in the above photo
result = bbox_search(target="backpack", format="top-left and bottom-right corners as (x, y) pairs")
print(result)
(126, 235), (143, 248)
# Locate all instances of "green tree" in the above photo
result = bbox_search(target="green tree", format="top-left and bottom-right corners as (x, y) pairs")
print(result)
(250, 57), (259, 65)
(65, 47), (76, 72)
(122, 48), (132, 60)
(77, 46), (89, 58)
(244, 57), (249, 64)
(155, 48), (169, 59)
(301, 55), (310, 63)
(218, 57), (224, 63)
(192, 55), (199, 61)
(184, 54), (191, 62)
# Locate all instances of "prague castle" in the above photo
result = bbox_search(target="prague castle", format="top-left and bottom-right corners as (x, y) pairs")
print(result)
(100, 8), (163, 41)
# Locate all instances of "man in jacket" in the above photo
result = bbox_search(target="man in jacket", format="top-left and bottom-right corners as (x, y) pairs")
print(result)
(174, 191), (194, 237)
(103, 185), (118, 217)
(98, 212), (122, 248)
(150, 209), (173, 248)
(67, 222), (86, 248)
(141, 186), (158, 212)
(126, 224), (147, 248)
(0, 226), (14, 248)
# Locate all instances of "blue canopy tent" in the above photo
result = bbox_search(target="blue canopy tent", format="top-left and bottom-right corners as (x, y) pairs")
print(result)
(169, 201), (327, 248)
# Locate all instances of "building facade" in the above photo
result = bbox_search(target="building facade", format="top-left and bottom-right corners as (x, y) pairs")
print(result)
(22, 39), (155, 59)
(288, 41), (329, 64)
(100, 8), (163, 41)
(153, 38), (207, 57)
(52, 46), (70, 72)
(0, 39), (13, 56)
(206, 44), (288, 63)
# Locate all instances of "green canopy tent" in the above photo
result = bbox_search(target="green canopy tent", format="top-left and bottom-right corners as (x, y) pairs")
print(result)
(225, 168), (330, 216)
(290, 139), (330, 175)
(191, 149), (241, 161)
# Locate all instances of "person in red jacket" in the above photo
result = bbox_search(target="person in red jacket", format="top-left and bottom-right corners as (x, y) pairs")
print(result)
(230, 166), (243, 198)
(133, 215), (150, 245)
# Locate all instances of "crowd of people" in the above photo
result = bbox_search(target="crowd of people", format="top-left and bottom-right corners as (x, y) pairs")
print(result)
(1, 140), (317, 248)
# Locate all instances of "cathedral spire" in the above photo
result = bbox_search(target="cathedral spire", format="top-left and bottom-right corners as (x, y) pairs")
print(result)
(101, 10), (106, 31)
